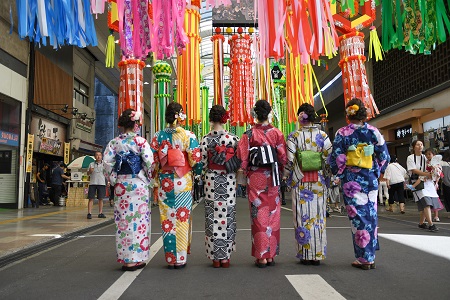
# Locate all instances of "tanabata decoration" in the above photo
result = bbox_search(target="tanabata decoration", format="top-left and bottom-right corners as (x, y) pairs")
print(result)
(330, 0), (380, 119)
(16, 0), (98, 48)
(152, 0), (189, 59)
(177, 1), (201, 125)
(118, 59), (145, 124)
(228, 31), (254, 126)
(381, 0), (450, 55)
(211, 28), (225, 107)
(106, 0), (153, 67)
(201, 86), (210, 137)
(153, 61), (173, 132)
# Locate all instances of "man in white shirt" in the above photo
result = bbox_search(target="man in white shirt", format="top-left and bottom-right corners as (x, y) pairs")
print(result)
(383, 155), (407, 213)
(87, 151), (109, 219)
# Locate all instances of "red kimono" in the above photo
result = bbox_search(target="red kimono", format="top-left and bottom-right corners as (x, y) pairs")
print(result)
(237, 124), (287, 259)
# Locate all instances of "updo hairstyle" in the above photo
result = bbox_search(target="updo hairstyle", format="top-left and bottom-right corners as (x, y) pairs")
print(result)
(345, 98), (367, 121)
(165, 102), (183, 124)
(253, 100), (272, 122)
(209, 105), (227, 123)
(118, 109), (136, 129)
(297, 103), (316, 123)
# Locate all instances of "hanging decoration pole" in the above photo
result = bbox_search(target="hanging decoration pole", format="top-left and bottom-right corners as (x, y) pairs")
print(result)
(211, 28), (225, 106)
(177, 1), (201, 126)
(152, 61), (173, 132)
(118, 59), (145, 124)
(228, 28), (254, 126)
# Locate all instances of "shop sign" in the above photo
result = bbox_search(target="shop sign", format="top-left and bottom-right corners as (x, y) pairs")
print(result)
(39, 137), (62, 155)
(64, 142), (70, 165)
(76, 119), (93, 133)
(395, 125), (412, 140)
(0, 130), (19, 147)
(26, 134), (34, 173)
(31, 116), (66, 157)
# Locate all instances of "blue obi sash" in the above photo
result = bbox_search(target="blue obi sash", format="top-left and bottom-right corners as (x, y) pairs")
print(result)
(115, 152), (142, 175)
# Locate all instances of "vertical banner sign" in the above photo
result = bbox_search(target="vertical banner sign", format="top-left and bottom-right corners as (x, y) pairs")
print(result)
(64, 142), (70, 165)
(26, 134), (34, 173)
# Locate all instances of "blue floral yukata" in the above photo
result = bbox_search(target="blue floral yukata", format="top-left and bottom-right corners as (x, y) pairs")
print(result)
(329, 123), (389, 264)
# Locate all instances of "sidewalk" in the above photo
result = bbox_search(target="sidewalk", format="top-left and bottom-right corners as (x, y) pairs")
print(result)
(0, 203), (114, 260)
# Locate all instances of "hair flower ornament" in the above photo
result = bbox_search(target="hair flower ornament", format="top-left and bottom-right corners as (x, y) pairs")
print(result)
(346, 105), (359, 116)
(298, 112), (309, 125)
(129, 111), (141, 121)
(220, 111), (230, 124)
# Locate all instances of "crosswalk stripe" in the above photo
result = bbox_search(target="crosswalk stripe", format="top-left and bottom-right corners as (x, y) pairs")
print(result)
(286, 274), (346, 300)
(379, 233), (450, 261)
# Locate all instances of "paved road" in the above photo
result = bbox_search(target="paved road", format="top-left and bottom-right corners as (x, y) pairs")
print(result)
(1, 198), (450, 300)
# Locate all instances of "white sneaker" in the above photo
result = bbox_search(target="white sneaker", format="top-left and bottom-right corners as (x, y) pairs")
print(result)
(433, 217), (440, 222)
(333, 208), (341, 213)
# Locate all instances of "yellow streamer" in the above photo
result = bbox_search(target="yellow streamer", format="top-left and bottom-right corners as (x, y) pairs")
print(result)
(369, 27), (384, 62)
(105, 34), (115, 68)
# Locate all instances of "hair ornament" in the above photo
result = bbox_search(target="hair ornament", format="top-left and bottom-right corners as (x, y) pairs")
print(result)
(220, 111), (230, 124)
(346, 104), (359, 116)
(129, 111), (141, 121)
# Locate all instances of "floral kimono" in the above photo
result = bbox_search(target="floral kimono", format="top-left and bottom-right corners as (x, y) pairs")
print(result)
(237, 124), (287, 260)
(103, 132), (154, 264)
(200, 130), (240, 261)
(285, 126), (332, 261)
(329, 123), (389, 264)
(150, 127), (201, 265)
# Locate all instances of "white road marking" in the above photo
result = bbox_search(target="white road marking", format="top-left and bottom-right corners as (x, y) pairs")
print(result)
(98, 201), (201, 300)
(379, 233), (450, 261)
(286, 274), (346, 300)
(30, 234), (62, 238)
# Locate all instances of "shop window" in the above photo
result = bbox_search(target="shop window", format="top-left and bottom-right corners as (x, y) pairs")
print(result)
(74, 78), (89, 106)
(0, 97), (21, 134)
(0, 151), (12, 174)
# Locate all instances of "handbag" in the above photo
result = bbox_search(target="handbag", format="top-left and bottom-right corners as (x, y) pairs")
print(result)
(346, 143), (373, 169)
(296, 150), (322, 171)
(167, 148), (185, 167)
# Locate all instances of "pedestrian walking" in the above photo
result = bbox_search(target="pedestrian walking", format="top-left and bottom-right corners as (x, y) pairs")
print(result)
(329, 98), (390, 270)
(406, 141), (440, 232)
(441, 150), (450, 215)
(284, 103), (332, 266)
(383, 155), (407, 213)
(237, 100), (287, 268)
(103, 109), (154, 271)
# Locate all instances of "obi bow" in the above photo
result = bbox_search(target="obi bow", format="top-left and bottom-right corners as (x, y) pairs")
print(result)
(115, 151), (142, 175)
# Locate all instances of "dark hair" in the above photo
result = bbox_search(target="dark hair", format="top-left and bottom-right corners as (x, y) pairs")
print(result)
(390, 154), (397, 162)
(297, 103), (316, 123)
(165, 102), (183, 124)
(43, 163), (50, 168)
(209, 105), (227, 123)
(253, 100), (271, 122)
(118, 109), (137, 129)
(424, 148), (435, 155)
(443, 149), (450, 162)
(346, 98), (367, 121)
(59, 162), (66, 168)
(411, 140), (423, 153)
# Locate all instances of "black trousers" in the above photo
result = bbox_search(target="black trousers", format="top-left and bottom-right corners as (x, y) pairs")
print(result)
(442, 184), (450, 212)
(51, 184), (62, 205)
(388, 182), (405, 205)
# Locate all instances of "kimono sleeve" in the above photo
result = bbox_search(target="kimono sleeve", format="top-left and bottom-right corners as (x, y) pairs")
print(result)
(150, 132), (161, 175)
(237, 132), (250, 173)
(372, 127), (390, 174)
(137, 136), (155, 182)
(185, 130), (202, 175)
(284, 131), (303, 185)
(276, 129), (287, 167)
(103, 139), (118, 185)
(329, 129), (347, 178)
(200, 135), (208, 172)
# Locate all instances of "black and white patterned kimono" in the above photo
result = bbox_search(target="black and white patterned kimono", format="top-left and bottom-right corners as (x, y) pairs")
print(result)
(200, 130), (240, 261)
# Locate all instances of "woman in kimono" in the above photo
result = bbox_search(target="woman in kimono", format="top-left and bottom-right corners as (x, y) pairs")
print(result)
(329, 98), (390, 270)
(200, 105), (240, 268)
(150, 102), (202, 269)
(237, 100), (287, 268)
(284, 103), (332, 266)
(103, 109), (154, 271)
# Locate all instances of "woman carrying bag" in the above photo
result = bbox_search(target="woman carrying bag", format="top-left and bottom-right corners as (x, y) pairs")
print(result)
(284, 103), (332, 266)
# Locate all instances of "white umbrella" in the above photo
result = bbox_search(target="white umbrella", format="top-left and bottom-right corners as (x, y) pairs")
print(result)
(67, 155), (95, 169)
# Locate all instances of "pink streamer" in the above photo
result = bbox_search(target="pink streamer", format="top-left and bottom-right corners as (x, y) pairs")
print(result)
(132, 0), (142, 58)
